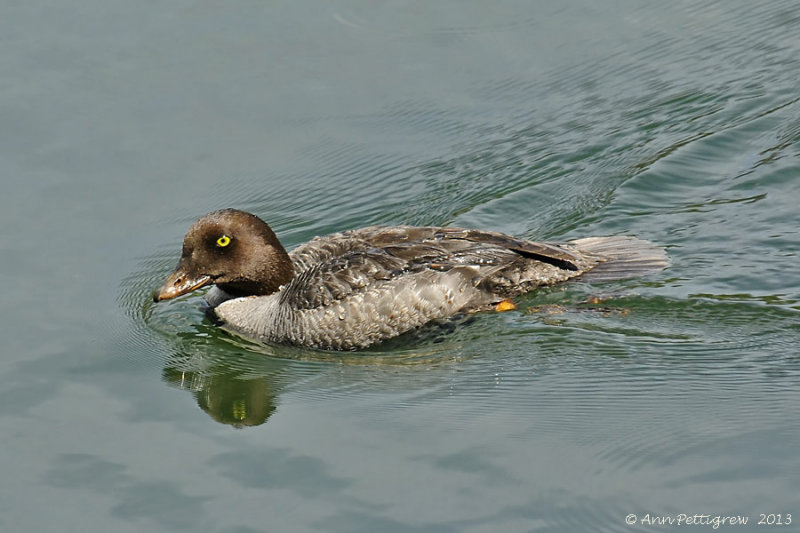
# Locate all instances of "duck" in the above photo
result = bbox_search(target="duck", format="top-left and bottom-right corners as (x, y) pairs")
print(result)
(153, 209), (668, 350)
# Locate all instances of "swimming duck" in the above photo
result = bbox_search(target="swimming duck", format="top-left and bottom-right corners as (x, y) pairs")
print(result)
(153, 209), (667, 350)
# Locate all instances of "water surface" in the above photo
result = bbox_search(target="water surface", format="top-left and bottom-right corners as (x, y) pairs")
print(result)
(2, 1), (799, 532)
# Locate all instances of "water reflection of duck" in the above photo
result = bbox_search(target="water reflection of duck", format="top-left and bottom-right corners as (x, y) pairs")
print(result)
(163, 361), (277, 428)
(154, 209), (667, 350)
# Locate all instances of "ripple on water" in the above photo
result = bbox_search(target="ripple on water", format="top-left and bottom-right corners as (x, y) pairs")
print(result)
(511, 297), (800, 480)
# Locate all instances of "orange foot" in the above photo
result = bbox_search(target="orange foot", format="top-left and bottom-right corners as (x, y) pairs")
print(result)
(494, 299), (517, 312)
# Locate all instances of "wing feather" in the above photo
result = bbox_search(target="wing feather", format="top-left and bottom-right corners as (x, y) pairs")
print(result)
(282, 225), (591, 310)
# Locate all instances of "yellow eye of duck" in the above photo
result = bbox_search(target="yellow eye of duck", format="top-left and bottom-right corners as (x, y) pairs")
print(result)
(216, 235), (231, 247)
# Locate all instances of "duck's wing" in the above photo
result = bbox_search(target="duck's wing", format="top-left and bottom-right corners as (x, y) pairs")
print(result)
(282, 226), (594, 311)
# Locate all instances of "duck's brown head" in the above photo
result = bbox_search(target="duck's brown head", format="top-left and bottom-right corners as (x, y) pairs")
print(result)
(153, 209), (294, 302)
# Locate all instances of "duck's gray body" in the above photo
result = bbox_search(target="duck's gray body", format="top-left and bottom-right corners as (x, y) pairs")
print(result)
(206, 225), (666, 350)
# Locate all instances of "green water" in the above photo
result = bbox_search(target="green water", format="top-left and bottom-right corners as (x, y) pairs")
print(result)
(2, 1), (799, 532)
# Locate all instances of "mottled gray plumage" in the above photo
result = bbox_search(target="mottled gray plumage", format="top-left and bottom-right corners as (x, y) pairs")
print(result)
(154, 209), (668, 350)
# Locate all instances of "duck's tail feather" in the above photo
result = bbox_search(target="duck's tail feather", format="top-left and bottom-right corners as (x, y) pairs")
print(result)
(569, 236), (669, 282)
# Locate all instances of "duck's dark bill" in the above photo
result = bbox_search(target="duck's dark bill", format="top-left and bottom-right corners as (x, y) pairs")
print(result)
(153, 271), (212, 302)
